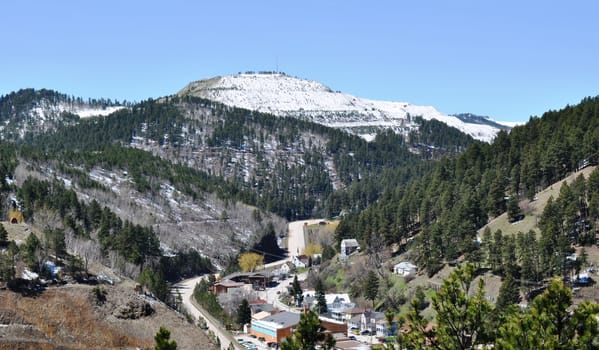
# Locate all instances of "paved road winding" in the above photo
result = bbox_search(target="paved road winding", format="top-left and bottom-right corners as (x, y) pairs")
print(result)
(173, 276), (242, 350)
(173, 219), (324, 349)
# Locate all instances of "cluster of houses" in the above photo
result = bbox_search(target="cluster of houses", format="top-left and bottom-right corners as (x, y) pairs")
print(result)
(246, 292), (397, 348)
(211, 239), (421, 348)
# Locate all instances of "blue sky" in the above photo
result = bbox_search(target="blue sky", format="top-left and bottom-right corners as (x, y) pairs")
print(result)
(1, 1), (598, 122)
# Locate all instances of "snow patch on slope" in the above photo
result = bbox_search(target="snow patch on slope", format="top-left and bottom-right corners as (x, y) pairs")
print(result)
(179, 73), (502, 142)
(73, 106), (125, 118)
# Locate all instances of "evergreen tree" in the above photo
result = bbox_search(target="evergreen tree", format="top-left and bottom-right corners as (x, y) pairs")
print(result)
(488, 230), (503, 272)
(138, 268), (169, 301)
(497, 278), (599, 349)
(364, 270), (379, 309)
(315, 278), (328, 314)
(432, 263), (494, 349)
(495, 273), (520, 312)
(291, 275), (303, 307)
(0, 224), (8, 246)
(236, 299), (251, 325)
(506, 196), (522, 222)
(154, 326), (177, 350)
(0, 242), (18, 283)
(22, 233), (42, 271)
(280, 310), (335, 350)
(398, 263), (494, 349)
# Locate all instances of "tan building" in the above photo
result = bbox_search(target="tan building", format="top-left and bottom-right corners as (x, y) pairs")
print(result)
(212, 280), (245, 295)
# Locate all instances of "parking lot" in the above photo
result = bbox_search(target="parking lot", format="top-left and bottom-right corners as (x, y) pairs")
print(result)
(236, 334), (273, 350)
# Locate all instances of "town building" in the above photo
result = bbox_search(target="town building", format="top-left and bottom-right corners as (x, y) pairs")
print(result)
(250, 311), (301, 343)
(212, 280), (246, 295)
(292, 255), (309, 268)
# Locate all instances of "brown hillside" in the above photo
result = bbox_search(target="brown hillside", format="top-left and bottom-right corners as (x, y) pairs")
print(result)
(0, 283), (217, 350)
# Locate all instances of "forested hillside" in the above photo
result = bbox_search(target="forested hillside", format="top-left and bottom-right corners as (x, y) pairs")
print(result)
(0, 88), (125, 141)
(336, 96), (599, 277)
(0, 88), (476, 292)
(14, 93), (472, 220)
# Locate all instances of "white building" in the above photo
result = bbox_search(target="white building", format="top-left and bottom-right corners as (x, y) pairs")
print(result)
(393, 262), (417, 276)
(340, 239), (360, 259)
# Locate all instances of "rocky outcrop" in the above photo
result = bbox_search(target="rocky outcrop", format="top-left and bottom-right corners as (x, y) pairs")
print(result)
(112, 298), (154, 319)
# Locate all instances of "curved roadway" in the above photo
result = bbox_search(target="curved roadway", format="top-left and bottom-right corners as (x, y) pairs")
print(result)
(173, 219), (324, 349)
(173, 276), (242, 350)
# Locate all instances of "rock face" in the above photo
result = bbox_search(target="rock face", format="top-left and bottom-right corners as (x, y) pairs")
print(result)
(113, 298), (154, 319)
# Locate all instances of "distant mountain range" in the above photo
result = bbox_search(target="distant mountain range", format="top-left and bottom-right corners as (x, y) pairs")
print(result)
(178, 73), (512, 142)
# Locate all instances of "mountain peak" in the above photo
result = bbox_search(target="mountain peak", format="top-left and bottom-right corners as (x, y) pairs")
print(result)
(179, 73), (506, 142)
(180, 73), (334, 97)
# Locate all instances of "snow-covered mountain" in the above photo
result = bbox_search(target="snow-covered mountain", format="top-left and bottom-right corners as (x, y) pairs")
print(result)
(178, 73), (508, 142)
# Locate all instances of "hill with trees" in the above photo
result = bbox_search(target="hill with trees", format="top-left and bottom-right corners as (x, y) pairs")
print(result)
(2, 86), (599, 348)
(336, 96), (599, 277)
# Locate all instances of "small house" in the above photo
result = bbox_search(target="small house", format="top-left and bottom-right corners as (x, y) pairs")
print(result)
(212, 279), (245, 295)
(394, 262), (417, 276)
(360, 310), (385, 334)
(340, 239), (360, 259)
(292, 255), (309, 268)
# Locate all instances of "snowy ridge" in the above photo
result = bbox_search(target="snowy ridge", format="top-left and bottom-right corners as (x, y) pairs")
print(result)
(0, 96), (126, 140)
(179, 73), (504, 142)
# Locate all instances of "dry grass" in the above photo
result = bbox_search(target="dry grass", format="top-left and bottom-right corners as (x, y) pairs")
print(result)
(0, 287), (149, 349)
(0, 283), (217, 350)
(478, 166), (596, 237)
(0, 222), (42, 244)
(304, 220), (339, 246)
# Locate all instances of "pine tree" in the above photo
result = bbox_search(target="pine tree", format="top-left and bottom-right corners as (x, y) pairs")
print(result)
(154, 326), (177, 350)
(507, 196), (522, 222)
(0, 224), (8, 246)
(280, 310), (335, 350)
(495, 273), (520, 312)
(23, 233), (42, 271)
(364, 270), (379, 309)
(432, 263), (494, 349)
(315, 278), (328, 314)
(236, 299), (251, 325)
(398, 263), (494, 349)
(497, 279), (599, 349)
(291, 275), (303, 307)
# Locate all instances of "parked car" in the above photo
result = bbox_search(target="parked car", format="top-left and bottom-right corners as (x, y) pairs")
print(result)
(349, 335), (356, 340)
(361, 329), (371, 335)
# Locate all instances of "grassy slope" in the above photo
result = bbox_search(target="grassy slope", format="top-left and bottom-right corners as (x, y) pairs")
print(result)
(0, 222), (42, 244)
(478, 166), (597, 237)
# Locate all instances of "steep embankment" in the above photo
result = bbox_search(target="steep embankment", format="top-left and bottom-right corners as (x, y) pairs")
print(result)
(0, 283), (218, 350)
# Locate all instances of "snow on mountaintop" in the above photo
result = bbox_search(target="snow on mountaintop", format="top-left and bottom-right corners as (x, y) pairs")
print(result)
(179, 73), (503, 142)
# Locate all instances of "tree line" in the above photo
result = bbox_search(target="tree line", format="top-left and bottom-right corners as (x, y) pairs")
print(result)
(336, 96), (599, 276)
